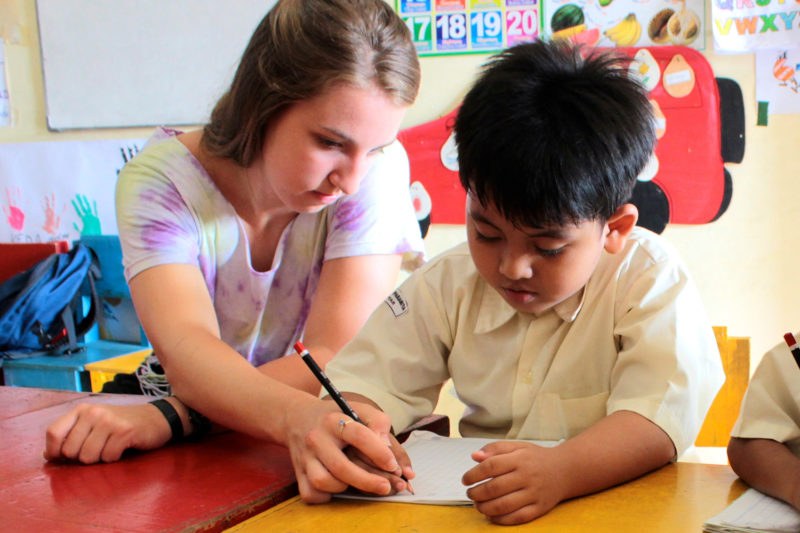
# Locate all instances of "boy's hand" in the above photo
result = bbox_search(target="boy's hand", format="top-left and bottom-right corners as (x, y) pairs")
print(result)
(285, 397), (402, 503)
(462, 441), (567, 525)
(344, 432), (415, 494)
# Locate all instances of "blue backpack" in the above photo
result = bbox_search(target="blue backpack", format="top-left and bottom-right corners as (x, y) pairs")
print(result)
(0, 243), (100, 359)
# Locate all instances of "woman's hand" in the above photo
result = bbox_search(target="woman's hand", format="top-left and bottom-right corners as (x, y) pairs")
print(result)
(44, 402), (177, 464)
(284, 397), (405, 503)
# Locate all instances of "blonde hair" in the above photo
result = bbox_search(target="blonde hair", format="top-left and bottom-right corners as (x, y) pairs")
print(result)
(202, 0), (420, 167)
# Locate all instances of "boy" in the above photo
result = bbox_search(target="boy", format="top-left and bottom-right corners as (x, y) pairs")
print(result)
(728, 336), (800, 510)
(288, 40), (724, 524)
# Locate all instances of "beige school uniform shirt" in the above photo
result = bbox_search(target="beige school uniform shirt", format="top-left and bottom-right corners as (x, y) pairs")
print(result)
(731, 338), (800, 455)
(325, 228), (724, 456)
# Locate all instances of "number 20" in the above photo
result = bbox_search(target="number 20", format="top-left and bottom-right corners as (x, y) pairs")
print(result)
(507, 10), (537, 36)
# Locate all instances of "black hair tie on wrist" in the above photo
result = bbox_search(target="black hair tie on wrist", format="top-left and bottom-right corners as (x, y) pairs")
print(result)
(150, 398), (184, 443)
(188, 407), (212, 438)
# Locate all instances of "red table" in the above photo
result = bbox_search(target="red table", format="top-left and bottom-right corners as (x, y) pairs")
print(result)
(0, 386), (297, 532)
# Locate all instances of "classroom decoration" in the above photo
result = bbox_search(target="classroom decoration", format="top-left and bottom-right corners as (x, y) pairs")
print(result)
(35, 0), (276, 130)
(756, 48), (800, 116)
(394, 0), (706, 56)
(0, 137), (146, 244)
(396, 0), (540, 56)
(541, 0), (706, 50)
(0, 0), (24, 44)
(410, 181), (433, 237)
(397, 46), (745, 234)
(398, 110), (466, 225)
(0, 42), (9, 127)
(662, 53), (696, 98)
(711, 0), (800, 53)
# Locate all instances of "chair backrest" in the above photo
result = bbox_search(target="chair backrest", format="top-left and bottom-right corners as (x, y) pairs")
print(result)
(0, 241), (70, 283)
(694, 326), (750, 447)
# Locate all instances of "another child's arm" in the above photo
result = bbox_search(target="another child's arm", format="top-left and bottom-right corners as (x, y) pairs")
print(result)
(463, 410), (674, 525)
(728, 437), (800, 509)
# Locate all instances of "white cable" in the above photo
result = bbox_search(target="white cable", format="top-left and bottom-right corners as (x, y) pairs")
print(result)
(135, 353), (172, 397)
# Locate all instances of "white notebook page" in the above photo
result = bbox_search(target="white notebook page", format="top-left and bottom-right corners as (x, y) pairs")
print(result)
(703, 488), (800, 533)
(335, 430), (559, 506)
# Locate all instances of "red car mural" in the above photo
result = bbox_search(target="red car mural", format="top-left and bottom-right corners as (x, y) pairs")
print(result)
(399, 45), (745, 235)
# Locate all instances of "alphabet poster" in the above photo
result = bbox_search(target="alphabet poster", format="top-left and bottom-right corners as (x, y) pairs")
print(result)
(712, 0), (800, 52)
(0, 137), (146, 244)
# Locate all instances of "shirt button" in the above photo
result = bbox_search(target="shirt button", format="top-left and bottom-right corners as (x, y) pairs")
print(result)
(523, 371), (533, 384)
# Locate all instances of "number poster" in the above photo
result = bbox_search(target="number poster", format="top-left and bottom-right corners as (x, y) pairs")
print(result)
(396, 0), (540, 56)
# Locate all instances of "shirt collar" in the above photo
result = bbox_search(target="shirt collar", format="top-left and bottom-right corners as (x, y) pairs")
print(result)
(474, 281), (586, 334)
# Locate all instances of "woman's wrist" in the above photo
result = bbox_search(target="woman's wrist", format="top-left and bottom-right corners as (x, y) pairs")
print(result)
(187, 407), (212, 437)
(149, 397), (193, 440)
(149, 398), (184, 442)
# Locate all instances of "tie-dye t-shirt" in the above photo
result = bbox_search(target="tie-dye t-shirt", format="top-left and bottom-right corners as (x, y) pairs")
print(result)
(116, 127), (424, 366)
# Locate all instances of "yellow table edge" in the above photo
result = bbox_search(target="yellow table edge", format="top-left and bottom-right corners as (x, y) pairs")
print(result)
(225, 462), (746, 533)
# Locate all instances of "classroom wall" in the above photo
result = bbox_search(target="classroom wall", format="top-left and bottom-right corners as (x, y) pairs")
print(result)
(1, 0), (799, 371)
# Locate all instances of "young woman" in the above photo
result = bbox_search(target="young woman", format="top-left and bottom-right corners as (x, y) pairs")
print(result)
(44, 0), (423, 464)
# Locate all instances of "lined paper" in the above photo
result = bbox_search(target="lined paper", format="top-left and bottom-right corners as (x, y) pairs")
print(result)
(335, 430), (558, 506)
(703, 488), (800, 533)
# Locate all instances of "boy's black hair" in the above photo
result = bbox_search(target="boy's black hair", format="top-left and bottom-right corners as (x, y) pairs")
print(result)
(454, 39), (656, 228)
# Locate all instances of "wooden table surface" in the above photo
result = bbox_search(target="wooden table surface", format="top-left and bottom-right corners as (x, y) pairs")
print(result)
(228, 462), (746, 533)
(0, 386), (86, 420)
(1, 386), (298, 532)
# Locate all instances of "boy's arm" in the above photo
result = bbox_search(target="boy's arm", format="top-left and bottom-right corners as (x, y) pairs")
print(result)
(322, 266), (454, 434)
(728, 437), (800, 509)
(548, 410), (674, 495)
(464, 410), (674, 525)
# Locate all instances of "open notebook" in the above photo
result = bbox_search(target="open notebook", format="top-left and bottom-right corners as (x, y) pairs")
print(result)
(703, 488), (800, 533)
(334, 430), (559, 506)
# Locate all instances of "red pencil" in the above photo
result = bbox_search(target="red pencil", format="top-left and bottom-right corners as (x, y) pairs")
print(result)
(783, 332), (800, 371)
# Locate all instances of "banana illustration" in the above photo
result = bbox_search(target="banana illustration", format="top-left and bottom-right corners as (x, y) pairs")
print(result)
(603, 13), (641, 46)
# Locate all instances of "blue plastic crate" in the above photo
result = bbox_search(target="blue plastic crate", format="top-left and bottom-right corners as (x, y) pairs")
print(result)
(3, 340), (151, 391)
(77, 235), (148, 346)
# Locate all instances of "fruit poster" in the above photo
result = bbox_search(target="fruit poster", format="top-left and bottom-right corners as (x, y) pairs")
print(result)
(395, 0), (541, 56)
(756, 48), (800, 115)
(542, 0), (705, 49)
(712, 0), (800, 53)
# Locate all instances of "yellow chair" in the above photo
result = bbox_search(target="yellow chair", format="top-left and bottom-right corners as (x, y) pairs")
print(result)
(694, 326), (750, 447)
(84, 348), (152, 392)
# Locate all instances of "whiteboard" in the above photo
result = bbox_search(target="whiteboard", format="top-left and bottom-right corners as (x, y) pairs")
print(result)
(36, 0), (277, 130)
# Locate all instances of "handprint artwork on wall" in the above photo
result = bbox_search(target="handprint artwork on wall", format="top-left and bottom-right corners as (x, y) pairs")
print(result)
(71, 194), (102, 236)
(0, 136), (147, 243)
(116, 145), (140, 175)
(3, 187), (25, 232)
(41, 193), (67, 235)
